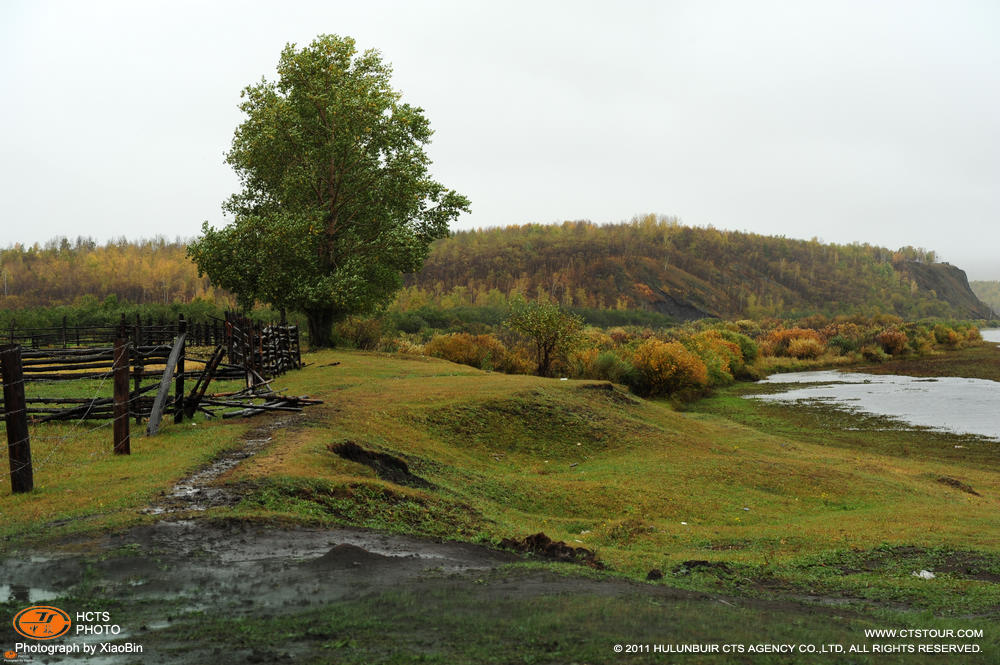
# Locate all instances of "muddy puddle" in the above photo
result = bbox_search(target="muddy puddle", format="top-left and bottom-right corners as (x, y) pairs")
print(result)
(0, 519), (519, 664)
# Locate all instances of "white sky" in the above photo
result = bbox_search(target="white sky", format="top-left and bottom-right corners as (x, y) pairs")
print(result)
(2, 0), (998, 279)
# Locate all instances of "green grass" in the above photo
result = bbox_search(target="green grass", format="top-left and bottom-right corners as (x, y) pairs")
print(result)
(0, 374), (253, 545)
(3, 345), (1000, 652)
(204, 348), (1000, 615)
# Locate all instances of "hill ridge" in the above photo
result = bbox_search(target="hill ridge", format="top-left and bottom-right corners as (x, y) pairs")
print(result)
(405, 217), (992, 320)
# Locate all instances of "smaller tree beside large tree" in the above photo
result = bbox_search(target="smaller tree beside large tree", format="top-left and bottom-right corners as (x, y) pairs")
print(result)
(188, 34), (469, 346)
(504, 298), (584, 377)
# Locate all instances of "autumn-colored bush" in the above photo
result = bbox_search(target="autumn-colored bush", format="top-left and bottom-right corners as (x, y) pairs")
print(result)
(761, 328), (825, 358)
(392, 338), (425, 355)
(715, 329), (759, 365)
(906, 327), (934, 354)
(630, 339), (708, 397)
(733, 320), (764, 338)
(567, 347), (600, 378)
(687, 330), (743, 386)
(424, 333), (527, 372)
(933, 324), (962, 347)
(821, 322), (865, 344)
(876, 328), (909, 355)
(580, 328), (616, 351)
(786, 337), (825, 359)
(608, 327), (631, 345)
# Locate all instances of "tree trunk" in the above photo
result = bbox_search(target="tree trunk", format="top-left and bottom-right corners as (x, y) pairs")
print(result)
(537, 343), (553, 377)
(305, 307), (337, 348)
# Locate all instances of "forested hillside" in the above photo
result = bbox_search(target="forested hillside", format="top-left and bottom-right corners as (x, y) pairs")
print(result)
(1, 220), (992, 322)
(405, 216), (993, 320)
(0, 236), (229, 308)
(971, 281), (1000, 316)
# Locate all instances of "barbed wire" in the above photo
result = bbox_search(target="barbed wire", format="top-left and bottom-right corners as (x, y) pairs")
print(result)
(1, 344), (153, 481)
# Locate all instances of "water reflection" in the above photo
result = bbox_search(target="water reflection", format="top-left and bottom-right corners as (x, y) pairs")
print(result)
(750, 370), (1000, 441)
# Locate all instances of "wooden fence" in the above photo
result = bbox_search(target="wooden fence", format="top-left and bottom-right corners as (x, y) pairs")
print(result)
(1, 314), (308, 493)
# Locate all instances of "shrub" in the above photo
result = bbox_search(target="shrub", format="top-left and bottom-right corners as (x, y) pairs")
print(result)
(567, 348), (637, 384)
(786, 337), (825, 359)
(826, 334), (859, 355)
(876, 328), (909, 355)
(592, 351), (637, 385)
(580, 328), (616, 351)
(607, 327), (631, 345)
(716, 329), (759, 364)
(761, 328), (824, 358)
(860, 345), (889, 362)
(424, 333), (513, 371)
(688, 330), (743, 386)
(933, 324), (962, 347)
(567, 347), (599, 378)
(393, 338), (425, 355)
(630, 339), (708, 397)
(335, 317), (383, 350)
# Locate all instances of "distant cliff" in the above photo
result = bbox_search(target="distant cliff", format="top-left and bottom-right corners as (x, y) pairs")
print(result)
(406, 217), (992, 321)
(899, 262), (993, 320)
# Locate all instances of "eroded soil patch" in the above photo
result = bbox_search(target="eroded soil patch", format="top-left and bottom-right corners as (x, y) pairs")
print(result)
(329, 440), (433, 488)
(499, 532), (604, 569)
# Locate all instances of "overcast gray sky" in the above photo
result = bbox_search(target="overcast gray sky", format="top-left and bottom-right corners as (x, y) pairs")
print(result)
(2, 0), (998, 278)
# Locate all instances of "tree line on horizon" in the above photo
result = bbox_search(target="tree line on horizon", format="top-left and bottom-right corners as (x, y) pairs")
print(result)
(0, 236), (230, 309)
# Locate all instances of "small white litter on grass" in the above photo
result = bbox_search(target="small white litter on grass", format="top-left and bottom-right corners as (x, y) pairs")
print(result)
(912, 570), (936, 579)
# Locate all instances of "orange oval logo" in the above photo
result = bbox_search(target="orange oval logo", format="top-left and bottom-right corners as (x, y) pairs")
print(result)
(4, 652), (18, 660)
(12, 605), (72, 640)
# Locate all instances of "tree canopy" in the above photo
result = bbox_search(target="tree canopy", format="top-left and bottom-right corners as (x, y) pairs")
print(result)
(504, 298), (584, 377)
(188, 34), (469, 345)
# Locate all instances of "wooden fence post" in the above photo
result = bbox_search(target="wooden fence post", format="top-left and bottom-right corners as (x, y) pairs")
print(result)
(112, 337), (130, 455)
(1, 344), (33, 493)
(174, 315), (186, 424)
(293, 325), (301, 368)
(133, 314), (144, 425)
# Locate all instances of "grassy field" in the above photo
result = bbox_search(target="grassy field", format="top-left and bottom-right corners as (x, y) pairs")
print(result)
(2, 346), (998, 662)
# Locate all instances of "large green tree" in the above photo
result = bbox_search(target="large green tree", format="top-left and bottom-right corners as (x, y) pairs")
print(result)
(188, 34), (469, 345)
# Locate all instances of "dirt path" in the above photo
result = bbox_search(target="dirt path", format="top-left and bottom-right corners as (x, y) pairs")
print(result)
(143, 415), (300, 515)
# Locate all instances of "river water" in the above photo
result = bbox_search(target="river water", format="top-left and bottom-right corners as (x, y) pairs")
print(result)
(982, 328), (1000, 344)
(748, 329), (1000, 441)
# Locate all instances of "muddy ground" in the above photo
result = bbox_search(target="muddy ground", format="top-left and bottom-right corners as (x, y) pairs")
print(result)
(1, 518), (528, 664)
(0, 517), (895, 665)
